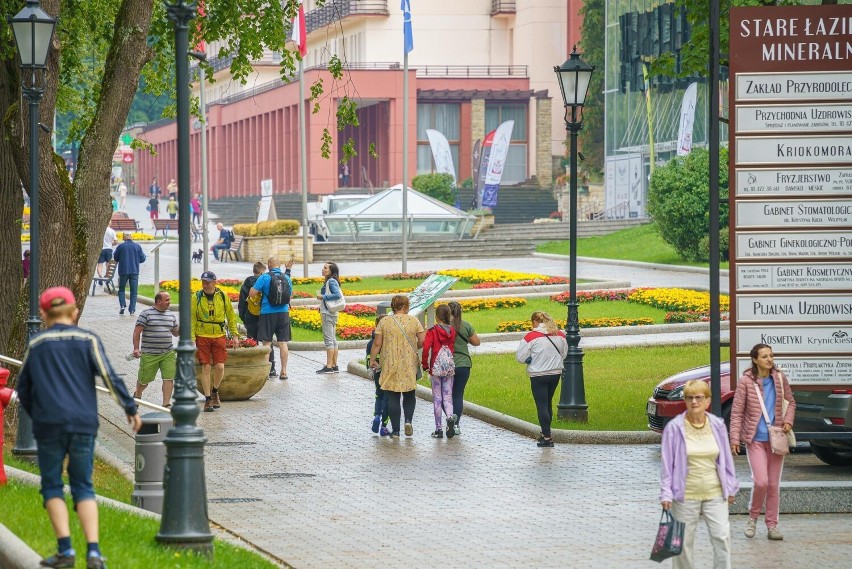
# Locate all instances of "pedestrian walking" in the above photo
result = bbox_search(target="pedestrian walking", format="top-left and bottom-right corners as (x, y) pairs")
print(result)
(448, 300), (480, 435)
(516, 311), (568, 448)
(369, 295), (425, 438)
(16, 287), (141, 569)
(117, 179), (127, 210)
(147, 195), (159, 227)
(250, 258), (294, 379)
(148, 176), (161, 198)
(113, 232), (146, 315)
(191, 271), (240, 412)
(131, 291), (179, 408)
(167, 178), (178, 199)
(239, 261), (274, 375)
(22, 249), (31, 280)
(166, 196), (179, 219)
(366, 315), (390, 436)
(97, 226), (117, 278)
(190, 193), (202, 225)
(660, 380), (739, 569)
(729, 343), (796, 541)
(316, 261), (343, 374)
(421, 304), (458, 438)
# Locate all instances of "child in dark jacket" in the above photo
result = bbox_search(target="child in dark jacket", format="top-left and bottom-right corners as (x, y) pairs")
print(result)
(17, 287), (142, 569)
(421, 304), (458, 438)
(366, 314), (389, 435)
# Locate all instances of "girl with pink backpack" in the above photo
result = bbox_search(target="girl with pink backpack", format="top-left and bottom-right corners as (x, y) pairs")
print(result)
(421, 304), (458, 439)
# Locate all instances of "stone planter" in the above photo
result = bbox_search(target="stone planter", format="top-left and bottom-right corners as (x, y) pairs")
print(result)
(194, 345), (271, 401)
(240, 235), (313, 263)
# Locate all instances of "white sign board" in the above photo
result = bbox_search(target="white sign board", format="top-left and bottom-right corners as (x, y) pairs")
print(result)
(735, 199), (852, 228)
(736, 325), (852, 354)
(736, 135), (852, 165)
(736, 294), (852, 323)
(735, 168), (852, 196)
(736, 263), (852, 291)
(735, 231), (852, 259)
(736, 103), (852, 133)
(735, 71), (852, 102)
(257, 179), (276, 223)
(736, 357), (852, 385)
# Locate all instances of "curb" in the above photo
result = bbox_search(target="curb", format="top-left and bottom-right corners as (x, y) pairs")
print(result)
(533, 252), (731, 278)
(345, 361), (661, 445)
(0, 521), (41, 569)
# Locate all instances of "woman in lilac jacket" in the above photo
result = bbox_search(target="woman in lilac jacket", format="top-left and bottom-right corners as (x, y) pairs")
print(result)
(660, 380), (739, 569)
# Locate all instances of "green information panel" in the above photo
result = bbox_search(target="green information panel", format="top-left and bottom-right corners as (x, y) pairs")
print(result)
(407, 274), (458, 317)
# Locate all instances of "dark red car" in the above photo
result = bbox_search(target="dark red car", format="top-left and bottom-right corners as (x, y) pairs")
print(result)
(646, 361), (734, 433)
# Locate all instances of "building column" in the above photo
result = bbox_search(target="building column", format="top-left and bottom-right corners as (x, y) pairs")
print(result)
(536, 96), (553, 188)
(471, 98), (486, 146)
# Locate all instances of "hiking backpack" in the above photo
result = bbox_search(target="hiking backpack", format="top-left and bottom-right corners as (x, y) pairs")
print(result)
(266, 271), (291, 307)
(431, 345), (455, 378)
(246, 292), (262, 316)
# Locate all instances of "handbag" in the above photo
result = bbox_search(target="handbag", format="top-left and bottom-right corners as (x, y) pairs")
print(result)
(650, 509), (685, 562)
(390, 315), (422, 380)
(322, 279), (346, 313)
(754, 380), (790, 456)
(780, 377), (797, 447)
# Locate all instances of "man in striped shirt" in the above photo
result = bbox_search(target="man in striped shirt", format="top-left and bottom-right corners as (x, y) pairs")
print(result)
(131, 292), (179, 407)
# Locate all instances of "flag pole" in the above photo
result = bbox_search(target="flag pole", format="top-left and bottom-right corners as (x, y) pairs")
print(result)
(299, 57), (309, 276)
(402, 49), (409, 273)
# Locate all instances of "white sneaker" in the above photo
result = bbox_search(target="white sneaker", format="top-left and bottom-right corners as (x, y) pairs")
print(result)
(404, 422), (413, 436)
(745, 518), (757, 538)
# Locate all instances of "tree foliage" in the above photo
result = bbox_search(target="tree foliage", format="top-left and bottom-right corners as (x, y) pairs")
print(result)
(411, 173), (456, 206)
(647, 147), (729, 262)
(577, 0), (605, 178)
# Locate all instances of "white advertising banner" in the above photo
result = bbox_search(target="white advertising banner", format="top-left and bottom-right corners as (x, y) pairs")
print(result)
(736, 135), (852, 165)
(736, 294), (852, 323)
(735, 167), (852, 196)
(735, 71), (852, 102)
(425, 129), (457, 185)
(676, 83), (698, 156)
(736, 263), (852, 291)
(735, 231), (852, 259)
(735, 357), (852, 385)
(736, 325), (852, 354)
(735, 199), (852, 228)
(735, 103), (852, 133)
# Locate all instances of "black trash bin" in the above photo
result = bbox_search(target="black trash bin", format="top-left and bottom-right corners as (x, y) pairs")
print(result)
(376, 301), (391, 316)
(131, 412), (172, 514)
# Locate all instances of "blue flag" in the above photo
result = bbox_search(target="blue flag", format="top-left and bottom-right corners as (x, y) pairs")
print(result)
(402, 0), (413, 54)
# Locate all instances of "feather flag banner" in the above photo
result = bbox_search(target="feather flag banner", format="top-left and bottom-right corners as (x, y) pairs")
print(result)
(292, 0), (307, 57)
(402, 0), (413, 54)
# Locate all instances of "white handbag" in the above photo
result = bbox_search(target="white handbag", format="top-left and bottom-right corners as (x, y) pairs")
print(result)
(323, 279), (346, 313)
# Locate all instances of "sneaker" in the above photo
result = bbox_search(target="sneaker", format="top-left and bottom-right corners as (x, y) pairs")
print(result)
(431, 429), (444, 438)
(390, 431), (400, 438)
(87, 555), (107, 569)
(454, 424), (461, 436)
(211, 391), (221, 409)
(446, 414), (457, 439)
(41, 552), (75, 568)
(744, 517), (757, 538)
(379, 426), (391, 437)
(119, 308), (125, 315)
(767, 527), (784, 541)
(331, 366), (340, 373)
(371, 415), (381, 433)
(404, 422), (413, 437)
(316, 366), (335, 374)
(203, 398), (215, 412)
(537, 437), (554, 448)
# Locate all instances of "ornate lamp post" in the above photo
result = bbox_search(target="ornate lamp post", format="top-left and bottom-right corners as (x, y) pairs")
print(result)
(554, 48), (594, 422)
(9, 0), (56, 457)
(156, 0), (213, 554)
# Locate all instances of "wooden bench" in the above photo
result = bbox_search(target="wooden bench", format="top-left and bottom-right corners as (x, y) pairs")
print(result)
(109, 218), (140, 232)
(91, 259), (117, 296)
(220, 235), (243, 262)
(152, 218), (180, 236)
(111, 211), (129, 219)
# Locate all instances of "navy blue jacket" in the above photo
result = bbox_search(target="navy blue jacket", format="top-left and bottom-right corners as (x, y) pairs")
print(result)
(113, 239), (146, 276)
(17, 324), (138, 439)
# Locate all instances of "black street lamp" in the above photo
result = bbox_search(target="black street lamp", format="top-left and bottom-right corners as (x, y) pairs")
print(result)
(10, 0), (56, 457)
(554, 47), (594, 423)
(156, 0), (213, 554)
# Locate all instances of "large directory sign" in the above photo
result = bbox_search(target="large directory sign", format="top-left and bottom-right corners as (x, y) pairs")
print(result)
(729, 5), (852, 386)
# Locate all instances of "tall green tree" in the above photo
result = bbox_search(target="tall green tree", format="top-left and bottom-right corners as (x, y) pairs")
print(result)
(578, 0), (605, 178)
(0, 0), (355, 359)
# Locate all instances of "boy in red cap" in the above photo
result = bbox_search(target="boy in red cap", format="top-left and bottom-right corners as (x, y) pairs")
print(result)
(17, 287), (142, 569)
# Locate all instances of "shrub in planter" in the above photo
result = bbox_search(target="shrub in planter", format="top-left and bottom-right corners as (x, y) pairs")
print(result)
(412, 172), (456, 205)
(233, 223), (258, 237)
(257, 219), (300, 236)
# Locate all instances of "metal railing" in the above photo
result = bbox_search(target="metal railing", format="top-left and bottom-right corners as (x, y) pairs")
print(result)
(416, 65), (527, 78)
(491, 0), (516, 15)
(305, 0), (389, 33)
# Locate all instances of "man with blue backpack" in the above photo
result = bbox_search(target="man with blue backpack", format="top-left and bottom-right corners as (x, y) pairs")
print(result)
(250, 257), (295, 380)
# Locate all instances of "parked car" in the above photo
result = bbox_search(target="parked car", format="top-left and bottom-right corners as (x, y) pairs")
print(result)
(646, 361), (852, 466)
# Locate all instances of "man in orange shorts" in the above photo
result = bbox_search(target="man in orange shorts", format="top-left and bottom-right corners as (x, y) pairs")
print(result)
(190, 271), (239, 412)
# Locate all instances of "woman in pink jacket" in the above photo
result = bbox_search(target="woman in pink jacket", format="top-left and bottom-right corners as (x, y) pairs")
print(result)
(728, 343), (796, 541)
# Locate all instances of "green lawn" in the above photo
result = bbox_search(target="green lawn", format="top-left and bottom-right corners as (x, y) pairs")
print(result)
(419, 343), (727, 431)
(537, 222), (730, 270)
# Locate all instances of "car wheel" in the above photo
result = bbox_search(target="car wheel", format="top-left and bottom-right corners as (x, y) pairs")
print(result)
(811, 444), (852, 466)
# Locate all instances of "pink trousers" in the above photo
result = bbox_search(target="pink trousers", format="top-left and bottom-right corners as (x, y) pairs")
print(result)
(745, 441), (785, 528)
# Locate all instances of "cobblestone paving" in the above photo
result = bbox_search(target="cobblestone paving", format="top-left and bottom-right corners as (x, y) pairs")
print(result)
(79, 293), (852, 568)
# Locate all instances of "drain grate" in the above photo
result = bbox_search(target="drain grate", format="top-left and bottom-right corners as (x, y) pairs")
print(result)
(209, 497), (262, 504)
(207, 441), (256, 447)
(250, 472), (316, 479)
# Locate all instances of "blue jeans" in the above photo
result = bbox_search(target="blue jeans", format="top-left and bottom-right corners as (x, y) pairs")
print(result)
(37, 433), (96, 505)
(212, 243), (229, 260)
(118, 273), (139, 312)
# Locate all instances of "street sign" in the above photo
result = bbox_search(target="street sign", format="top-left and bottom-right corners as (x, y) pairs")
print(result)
(735, 167), (852, 196)
(735, 293), (852, 323)
(736, 262), (852, 291)
(735, 199), (852, 228)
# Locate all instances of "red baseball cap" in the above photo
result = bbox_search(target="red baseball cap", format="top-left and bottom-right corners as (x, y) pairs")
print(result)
(39, 286), (77, 311)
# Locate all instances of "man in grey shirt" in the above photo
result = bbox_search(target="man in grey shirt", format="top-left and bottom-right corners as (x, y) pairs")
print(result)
(131, 292), (179, 407)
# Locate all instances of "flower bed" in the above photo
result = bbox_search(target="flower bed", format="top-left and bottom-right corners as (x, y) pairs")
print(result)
(664, 311), (731, 324)
(343, 303), (378, 317)
(226, 337), (258, 348)
(293, 275), (361, 285)
(628, 288), (730, 313)
(439, 269), (552, 284)
(496, 317), (654, 332)
(473, 276), (570, 289)
(436, 297), (527, 311)
(384, 271), (435, 280)
(158, 279), (240, 301)
(550, 289), (634, 303)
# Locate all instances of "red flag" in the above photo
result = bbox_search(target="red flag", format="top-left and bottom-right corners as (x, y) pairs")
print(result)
(195, 0), (206, 54)
(292, 0), (306, 57)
